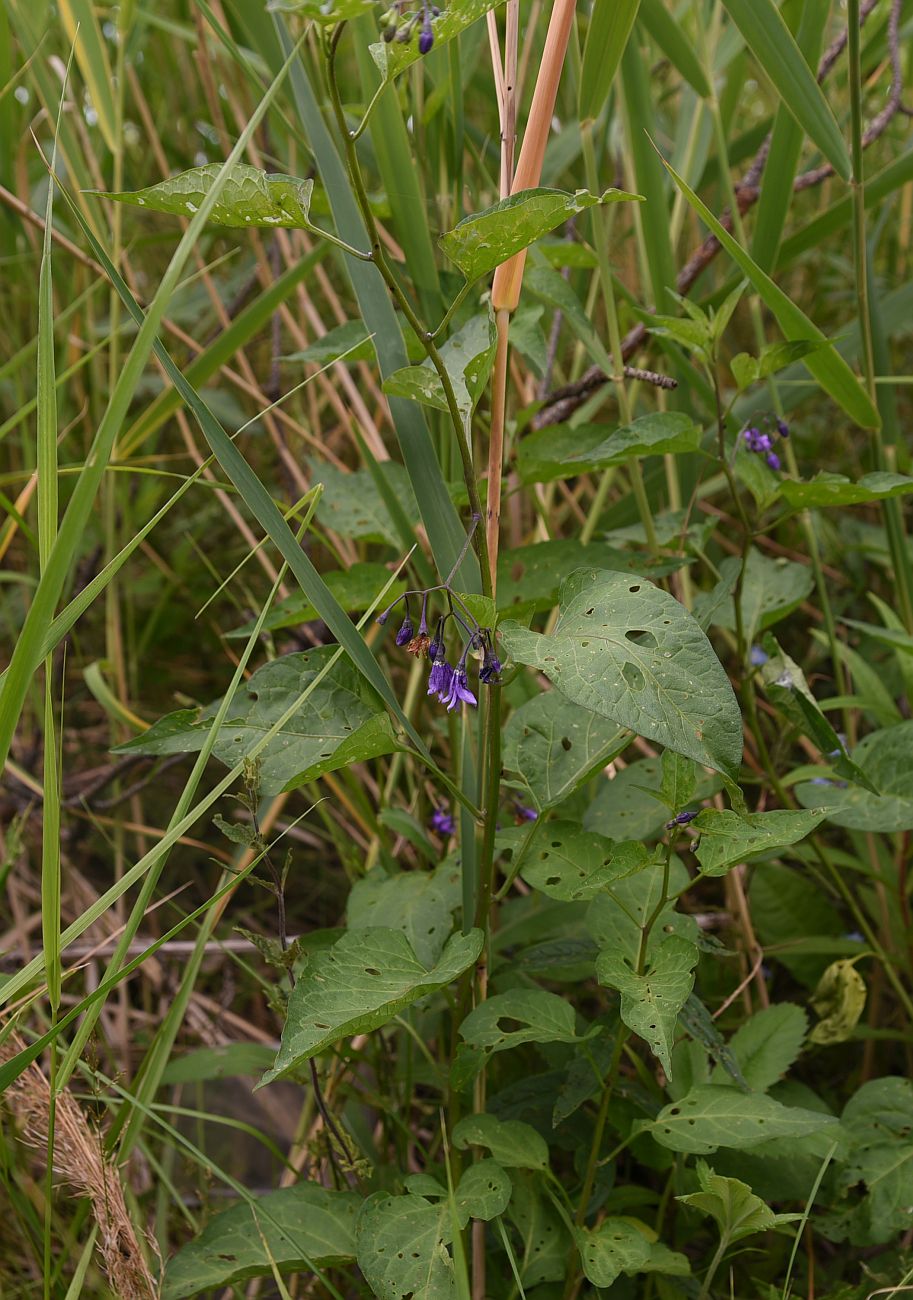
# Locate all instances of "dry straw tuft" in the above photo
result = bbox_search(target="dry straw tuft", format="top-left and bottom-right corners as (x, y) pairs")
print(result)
(0, 1028), (158, 1299)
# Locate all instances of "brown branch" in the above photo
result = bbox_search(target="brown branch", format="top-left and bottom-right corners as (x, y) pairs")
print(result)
(536, 0), (906, 428)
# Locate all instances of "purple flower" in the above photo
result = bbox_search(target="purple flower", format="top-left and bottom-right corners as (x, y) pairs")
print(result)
(749, 645), (768, 667)
(430, 807), (455, 837)
(666, 809), (698, 829)
(441, 667), (477, 712)
(395, 616), (413, 647)
(479, 652), (502, 684)
(428, 658), (453, 698)
(514, 803), (538, 822)
(766, 452), (781, 471)
(743, 427), (773, 455)
(776, 418), (790, 438)
(418, 21), (433, 53)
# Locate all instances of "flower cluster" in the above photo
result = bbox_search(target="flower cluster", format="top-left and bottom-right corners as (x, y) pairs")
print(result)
(380, 0), (440, 53)
(379, 583), (501, 712)
(742, 416), (789, 471)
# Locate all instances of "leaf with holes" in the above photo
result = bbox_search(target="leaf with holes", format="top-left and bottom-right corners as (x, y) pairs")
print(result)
(517, 413), (702, 484)
(587, 855), (698, 965)
(521, 822), (651, 901)
(496, 539), (683, 621)
(454, 1160), (512, 1229)
(577, 1219), (690, 1288)
(113, 647), (401, 795)
(439, 188), (640, 283)
(651, 1085), (838, 1153)
(585, 756), (723, 841)
(93, 163), (314, 228)
(500, 569), (742, 778)
(596, 935), (699, 1076)
(161, 1184), (359, 1298)
(452, 1114), (550, 1171)
(261, 927), (483, 1082)
(355, 1194), (455, 1300)
(459, 989), (586, 1058)
(508, 1172), (570, 1286)
(795, 722), (913, 830)
(693, 808), (826, 876)
(347, 866), (457, 967)
(503, 691), (628, 810)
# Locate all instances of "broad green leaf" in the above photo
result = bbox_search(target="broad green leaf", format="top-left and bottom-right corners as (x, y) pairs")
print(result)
(522, 823), (651, 901)
(638, 0), (710, 97)
(795, 723), (913, 831)
(677, 1161), (791, 1244)
(161, 1044), (277, 1085)
(497, 539), (683, 620)
(508, 1172), (570, 1286)
(439, 188), (639, 283)
(837, 1079), (913, 1245)
(579, 0), (641, 120)
(585, 757), (722, 841)
(716, 1003), (808, 1092)
(652, 1085), (838, 1153)
(750, 862), (845, 988)
(228, 563), (407, 637)
(517, 412), (701, 484)
(810, 959), (867, 1045)
(596, 934), (699, 1076)
(693, 808), (826, 876)
(261, 927), (483, 1082)
(114, 648), (400, 796)
(719, 0), (850, 181)
(587, 856), (697, 965)
(731, 340), (828, 390)
(93, 163), (315, 228)
(659, 751), (698, 813)
(310, 459), (418, 546)
(500, 569), (743, 778)
(459, 989), (585, 1057)
(454, 1161), (512, 1228)
(781, 471), (913, 509)
(452, 1115), (549, 1171)
(355, 1194), (455, 1300)
(383, 310), (496, 435)
(347, 866), (457, 966)
(577, 1218), (690, 1288)
(695, 550), (814, 648)
(371, 0), (503, 80)
(502, 691), (628, 810)
(161, 1185), (359, 1298)
(661, 159), (879, 429)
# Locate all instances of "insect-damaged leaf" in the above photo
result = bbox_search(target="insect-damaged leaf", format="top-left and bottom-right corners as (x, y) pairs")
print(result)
(596, 934), (699, 1076)
(93, 163), (314, 228)
(500, 569), (742, 778)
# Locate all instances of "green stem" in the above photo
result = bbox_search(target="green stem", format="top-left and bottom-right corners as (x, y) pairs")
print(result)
(699, 1231), (731, 1300)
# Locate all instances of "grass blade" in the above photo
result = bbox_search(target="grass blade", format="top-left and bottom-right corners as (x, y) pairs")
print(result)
(578, 0), (641, 124)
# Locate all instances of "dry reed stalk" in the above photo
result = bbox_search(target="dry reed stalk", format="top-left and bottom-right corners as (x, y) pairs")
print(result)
(0, 1028), (158, 1299)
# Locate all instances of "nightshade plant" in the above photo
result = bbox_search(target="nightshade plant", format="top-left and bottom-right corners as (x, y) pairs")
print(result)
(4, 1), (913, 1298)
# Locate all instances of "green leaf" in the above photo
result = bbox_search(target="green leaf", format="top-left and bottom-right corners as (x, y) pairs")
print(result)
(597, 934), (699, 1076)
(585, 756), (722, 841)
(577, 1219), (690, 1288)
(310, 459), (418, 546)
(695, 550), (814, 648)
(500, 569), (743, 778)
(93, 163), (315, 229)
(459, 989), (585, 1057)
(439, 188), (639, 283)
(370, 0), (502, 80)
(114, 648), (400, 796)
(347, 866), (457, 967)
(732, 339), (828, 390)
(502, 691), (628, 811)
(719, 0), (850, 181)
(750, 861), (845, 988)
(496, 538), (683, 620)
(587, 856), (697, 965)
(659, 750), (698, 813)
(579, 0), (641, 120)
(261, 927), (483, 1082)
(809, 959), (867, 1045)
(638, 0), (711, 98)
(508, 1173), (570, 1286)
(161, 1184), (359, 1298)
(660, 158), (879, 429)
(383, 310), (496, 436)
(795, 722), (913, 831)
(355, 1194), (455, 1300)
(781, 471), (913, 508)
(716, 1003), (808, 1092)
(270, 0), (377, 20)
(837, 1079), (913, 1245)
(677, 1161), (790, 1245)
(451, 1115), (549, 1171)
(693, 808), (826, 876)
(454, 1160), (512, 1228)
(521, 823), (651, 901)
(160, 1044), (277, 1085)
(517, 412), (702, 484)
(228, 563), (407, 637)
(651, 1085), (838, 1154)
